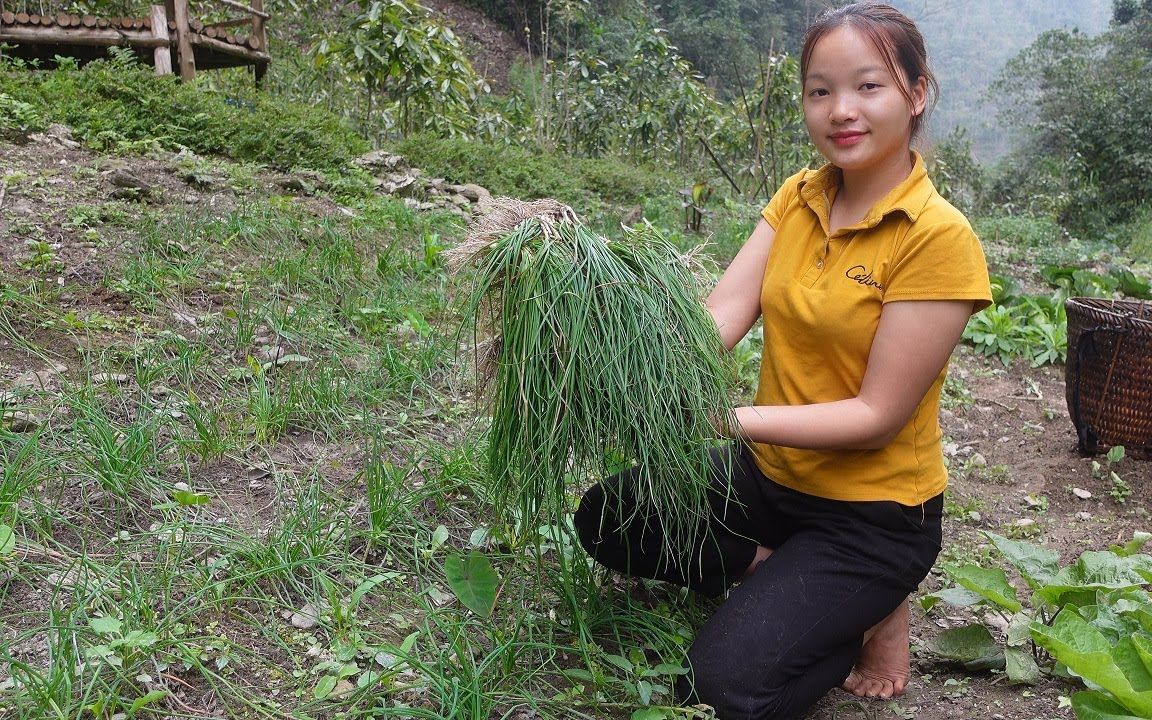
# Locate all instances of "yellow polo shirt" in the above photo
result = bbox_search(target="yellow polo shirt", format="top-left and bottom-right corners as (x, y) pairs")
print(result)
(751, 153), (992, 505)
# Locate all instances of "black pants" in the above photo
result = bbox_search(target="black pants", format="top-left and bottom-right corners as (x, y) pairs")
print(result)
(573, 444), (942, 720)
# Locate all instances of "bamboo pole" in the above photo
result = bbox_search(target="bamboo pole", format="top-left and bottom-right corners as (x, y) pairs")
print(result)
(217, 0), (269, 20)
(189, 31), (269, 61)
(0, 25), (169, 47)
(150, 5), (172, 76)
(172, 0), (195, 81)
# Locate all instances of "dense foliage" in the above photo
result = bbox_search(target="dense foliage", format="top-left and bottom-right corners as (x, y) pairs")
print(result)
(990, 2), (1152, 236)
(0, 52), (367, 169)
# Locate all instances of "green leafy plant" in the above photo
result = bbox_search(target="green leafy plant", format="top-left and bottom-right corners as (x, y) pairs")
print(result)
(311, 0), (482, 138)
(923, 531), (1152, 693)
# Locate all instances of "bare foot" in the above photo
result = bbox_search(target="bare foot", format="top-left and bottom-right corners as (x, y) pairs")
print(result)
(841, 600), (910, 699)
(743, 545), (772, 579)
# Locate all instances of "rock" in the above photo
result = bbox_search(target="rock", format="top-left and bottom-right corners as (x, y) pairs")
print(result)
(92, 373), (130, 385)
(108, 169), (150, 191)
(353, 150), (408, 173)
(111, 187), (146, 201)
(1076, 511), (1092, 521)
(967, 452), (987, 469)
(29, 123), (81, 150)
(458, 183), (490, 202)
(379, 173), (420, 197)
(1, 411), (40, 433)
(290, 603), (320, 629)
(330, 679), (355, 699)
(1012, 518), (1036, 529)
(257, 345), (285, 364)
(1072, 487), (1093, 499)
(278, 170), (327, 194)
(448, 193), (470, 207)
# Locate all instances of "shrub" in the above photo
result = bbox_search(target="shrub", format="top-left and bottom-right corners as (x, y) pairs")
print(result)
(1, 50), (367, 169)
(394, 135), (672, 204)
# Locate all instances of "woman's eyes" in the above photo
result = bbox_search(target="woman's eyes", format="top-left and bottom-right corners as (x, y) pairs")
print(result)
(806, 83), (881, 97)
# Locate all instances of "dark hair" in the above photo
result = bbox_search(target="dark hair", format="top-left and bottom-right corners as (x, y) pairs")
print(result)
(800, 2), (939, 137)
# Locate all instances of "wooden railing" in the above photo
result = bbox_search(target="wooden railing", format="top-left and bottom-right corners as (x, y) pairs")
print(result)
(0, 1), (269, 81)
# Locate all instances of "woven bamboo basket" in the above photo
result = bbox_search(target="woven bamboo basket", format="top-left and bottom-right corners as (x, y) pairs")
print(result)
(1065, 297), (1152, 458)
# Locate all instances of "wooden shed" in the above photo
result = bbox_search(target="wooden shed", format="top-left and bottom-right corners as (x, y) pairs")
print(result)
(0, 1), (270, 82)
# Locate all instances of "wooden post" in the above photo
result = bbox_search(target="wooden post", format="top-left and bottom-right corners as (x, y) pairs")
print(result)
(151, 5), (172, 76)
(171, 0), (195, 81)
(251, 0), (267, 87)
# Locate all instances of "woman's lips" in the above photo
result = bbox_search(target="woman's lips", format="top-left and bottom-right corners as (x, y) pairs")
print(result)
(830, 131), (866, 147)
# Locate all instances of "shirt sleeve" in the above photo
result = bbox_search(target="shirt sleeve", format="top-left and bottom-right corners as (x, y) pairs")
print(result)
(883, 220), (993, 313)
(760, 170), (807, 229)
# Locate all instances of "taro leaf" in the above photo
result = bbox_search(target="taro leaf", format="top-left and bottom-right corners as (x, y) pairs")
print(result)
(1005, 645), (1041, 685)
(1134, 633), (1152, 677)
(928, 623), (1005, 671)
(1072, 691), (1147, 720)
(1080, 602), (1146, 645)
(943, 563), (1022, 612)
(983, 532), (1060, 588)
(443, 552), (500, 618)
(1031, 609), (1152, 715)
(1006, 612), (1034, 647)
(0, 525), (14, 556)
(920, 586), (984, 612)
(1034, 551), (1152, 608)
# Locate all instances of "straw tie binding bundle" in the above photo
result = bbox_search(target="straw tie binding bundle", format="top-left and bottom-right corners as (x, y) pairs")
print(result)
(450, 197), (737, 556)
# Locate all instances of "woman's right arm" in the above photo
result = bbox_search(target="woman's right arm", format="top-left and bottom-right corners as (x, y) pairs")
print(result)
(706, 218), (776, 350)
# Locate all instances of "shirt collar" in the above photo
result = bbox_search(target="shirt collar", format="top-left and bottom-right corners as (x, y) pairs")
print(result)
(796, 151), (934, 230)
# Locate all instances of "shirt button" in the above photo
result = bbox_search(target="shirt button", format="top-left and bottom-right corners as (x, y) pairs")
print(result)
(816, 260), (824, 269)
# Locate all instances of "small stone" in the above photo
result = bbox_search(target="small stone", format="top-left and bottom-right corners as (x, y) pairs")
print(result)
(967, 452), (987, 468)
(1024, 495), (1044, 508)
(92, 373), (130, 385)
(1072, 487), (1093, 499)
(1076, 511), (1093, 521)
(290, 603), (319, 629)
(330, 679), (355, 699)
(1013, 518), (1036, 528)
(458, 183), (490, 202)
(2, 411), (40, 433)
(448, 193), (470, 207)
(257, 345), (285, 364)
(173, 481), (191, 492)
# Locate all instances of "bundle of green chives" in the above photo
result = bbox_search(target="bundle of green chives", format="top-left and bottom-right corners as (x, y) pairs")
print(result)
(450, 199), (736, 555)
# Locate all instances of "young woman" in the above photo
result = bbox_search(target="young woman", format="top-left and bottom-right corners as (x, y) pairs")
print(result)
(573, 4), (992, 719)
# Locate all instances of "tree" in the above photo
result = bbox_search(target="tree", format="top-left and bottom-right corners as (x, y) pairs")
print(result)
(990, 7), (1152, 233)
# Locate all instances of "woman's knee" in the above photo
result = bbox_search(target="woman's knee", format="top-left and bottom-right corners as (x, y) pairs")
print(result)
(573, 482), (614, 555)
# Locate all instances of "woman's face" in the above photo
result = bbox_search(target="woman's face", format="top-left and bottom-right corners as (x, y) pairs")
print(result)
(802, 25), (926, 175)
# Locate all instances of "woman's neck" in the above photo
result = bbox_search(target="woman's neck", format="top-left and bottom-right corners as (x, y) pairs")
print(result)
(830, 150), (915, 230)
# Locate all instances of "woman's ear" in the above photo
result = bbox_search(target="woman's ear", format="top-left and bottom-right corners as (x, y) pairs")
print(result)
(910, 75), (928, 117)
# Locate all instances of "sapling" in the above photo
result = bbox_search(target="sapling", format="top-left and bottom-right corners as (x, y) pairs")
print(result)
(450, 199), (737, 556)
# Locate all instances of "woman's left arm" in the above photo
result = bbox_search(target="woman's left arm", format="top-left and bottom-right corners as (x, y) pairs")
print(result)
(732, 300), (974, 450)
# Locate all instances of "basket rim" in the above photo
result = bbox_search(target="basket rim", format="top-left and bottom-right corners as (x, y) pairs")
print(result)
(1065, 297), (1152, 326)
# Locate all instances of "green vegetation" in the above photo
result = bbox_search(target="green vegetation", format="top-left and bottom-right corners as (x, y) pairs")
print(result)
(924, 528), (1152, 718)
(0, 52), (367, 169)
(0, 1), (1149, 718)
(451, 202), (736, 551)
